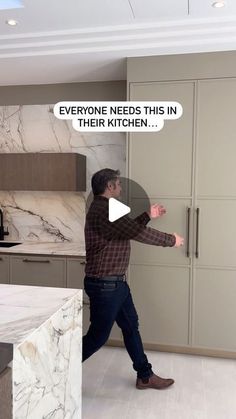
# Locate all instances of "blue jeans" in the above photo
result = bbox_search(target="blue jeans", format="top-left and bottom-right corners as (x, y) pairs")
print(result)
(82, 276), (153, 379)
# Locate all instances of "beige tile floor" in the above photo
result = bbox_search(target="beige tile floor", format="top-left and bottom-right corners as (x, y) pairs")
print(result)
(82, 346), (236, 419)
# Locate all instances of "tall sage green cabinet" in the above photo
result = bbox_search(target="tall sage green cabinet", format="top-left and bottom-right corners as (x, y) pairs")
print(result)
(126, 51), (236, 358)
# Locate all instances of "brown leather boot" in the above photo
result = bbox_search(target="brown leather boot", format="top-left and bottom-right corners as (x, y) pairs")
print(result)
(136, 373), (174, 390)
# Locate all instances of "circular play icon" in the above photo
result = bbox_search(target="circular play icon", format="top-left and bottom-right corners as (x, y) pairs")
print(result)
(86, 174), (150, 222)
(108, 198), (131, 222)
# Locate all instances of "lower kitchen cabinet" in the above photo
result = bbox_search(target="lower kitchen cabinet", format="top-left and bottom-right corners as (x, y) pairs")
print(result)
(193, 268), (236, 351)
(129, 264), (190, 346)
(10, 255), (66, 288)
(67, 258), (90, 333)
(0, 255), (10, 284)
(67, 258), (86, 289)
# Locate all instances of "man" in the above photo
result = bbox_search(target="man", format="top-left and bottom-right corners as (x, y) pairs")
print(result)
(82, 168), (184, 390)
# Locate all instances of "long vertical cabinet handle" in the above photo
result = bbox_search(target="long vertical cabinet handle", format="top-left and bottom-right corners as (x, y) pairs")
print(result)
(186, 207), (191, 257)
(195, 208), (200, 258)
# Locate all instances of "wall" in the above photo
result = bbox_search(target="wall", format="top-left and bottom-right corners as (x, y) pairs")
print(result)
(0, 80), (126, 105)
(127, 50), (236, 82)
(0, 81), (126, 244)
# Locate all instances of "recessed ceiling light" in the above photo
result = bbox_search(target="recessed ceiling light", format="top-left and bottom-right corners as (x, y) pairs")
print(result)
(6, 19), (18, 26)
(212, 1), (225, 8)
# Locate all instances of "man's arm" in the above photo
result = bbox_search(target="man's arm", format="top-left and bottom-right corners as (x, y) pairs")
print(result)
(133, 212), (150, 226)
(91, 203), (182, 247)
(133, 226), (175, 247)
(99, 211), (176, 247)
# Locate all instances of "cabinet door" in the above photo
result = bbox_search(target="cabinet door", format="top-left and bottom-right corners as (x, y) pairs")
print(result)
(197, 79), (236, 198)
(129, 81), (194, 264)
(128, 81), (194, 348)
(192, 79), (236, 351)
(193, 269), (236, 351)
(193, 200), (236, 268)
(0, 367), (11, 419)
(67, 258), (86, 289)
(129, 81), (194, 197)
(130, 265), (190, 345)
(130, 198), (192, 266)
(10, 255), (66, 288)
(0, 255), (9, 284)
(195, 79), (236, 269)
(67, 259), (122, 341)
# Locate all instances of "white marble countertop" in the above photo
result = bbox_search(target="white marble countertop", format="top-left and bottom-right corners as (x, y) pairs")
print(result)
(0, 241), (86, 257)
(0, 284), (83, 417)
(0, 284), (82, 346)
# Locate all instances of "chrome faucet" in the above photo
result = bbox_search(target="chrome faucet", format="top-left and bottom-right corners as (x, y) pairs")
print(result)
(0, 209), (9, 240)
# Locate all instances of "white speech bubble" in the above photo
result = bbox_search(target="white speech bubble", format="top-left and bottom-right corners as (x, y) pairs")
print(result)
(53, 101), (182, 132)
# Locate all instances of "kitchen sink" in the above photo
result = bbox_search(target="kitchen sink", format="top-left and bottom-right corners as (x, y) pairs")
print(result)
(0, 242), (22, 247)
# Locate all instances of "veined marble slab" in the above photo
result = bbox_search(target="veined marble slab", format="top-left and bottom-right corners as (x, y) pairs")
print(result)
(0, 241), (86, 256)
(0, 104), (126, 244)
(0, 284), (82, 419)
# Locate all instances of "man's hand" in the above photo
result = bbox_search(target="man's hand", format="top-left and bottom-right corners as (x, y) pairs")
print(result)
(149, 204), (166, 219)
(173, 233), (184, 247)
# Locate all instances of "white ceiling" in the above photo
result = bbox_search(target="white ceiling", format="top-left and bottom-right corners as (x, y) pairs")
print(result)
(0, 0), (236, 85)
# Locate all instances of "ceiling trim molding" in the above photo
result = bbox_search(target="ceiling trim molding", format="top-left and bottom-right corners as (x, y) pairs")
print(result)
(1, 15), (236, 40)
(1, 16), (236, 58)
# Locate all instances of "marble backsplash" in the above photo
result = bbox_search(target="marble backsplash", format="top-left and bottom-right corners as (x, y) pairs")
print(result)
(0, 105), (126, 243)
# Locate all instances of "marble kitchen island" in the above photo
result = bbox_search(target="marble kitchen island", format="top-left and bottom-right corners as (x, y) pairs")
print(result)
(0, 284), (82, 419)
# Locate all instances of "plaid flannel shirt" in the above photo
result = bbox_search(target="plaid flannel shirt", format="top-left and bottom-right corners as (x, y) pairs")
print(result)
(84, 195), (176, 277)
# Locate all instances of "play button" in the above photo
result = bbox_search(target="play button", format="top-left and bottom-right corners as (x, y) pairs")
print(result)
(86, 175), (151, 230)
(108, 198), (131, 222)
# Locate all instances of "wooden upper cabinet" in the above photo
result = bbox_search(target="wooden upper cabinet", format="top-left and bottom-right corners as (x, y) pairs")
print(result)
(0, 153), (86, 191)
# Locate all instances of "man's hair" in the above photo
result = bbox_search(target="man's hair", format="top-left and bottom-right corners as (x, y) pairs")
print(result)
(91, 168), (120, 195)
